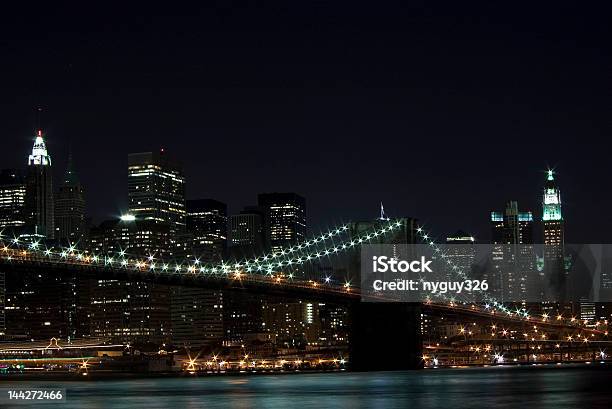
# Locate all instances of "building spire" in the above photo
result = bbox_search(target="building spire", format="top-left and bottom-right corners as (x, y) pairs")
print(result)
(63, 149), (79, 185)
(379, 202), (389, 220)
(543, 169), (562, 221)
(28, 128), (51, 166)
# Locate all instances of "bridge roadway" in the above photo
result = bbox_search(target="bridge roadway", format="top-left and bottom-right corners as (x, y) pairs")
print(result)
(2, 249), (603, 332)
(1, 248), (604, 369)
(1, 248), (602, 331)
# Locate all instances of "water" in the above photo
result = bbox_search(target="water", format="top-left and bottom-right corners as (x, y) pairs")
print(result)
(3, 365), (612, 408)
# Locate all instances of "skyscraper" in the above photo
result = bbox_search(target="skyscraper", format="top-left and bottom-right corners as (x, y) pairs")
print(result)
(24, 129), (54, 238)
(229, 206), (265, 258)
(86, 217), (172, 344)
(186, 199), (227, 261)
(491, 202), (534, 245)
(257, 192), (306, 254)
(168, 200), (227, 348)
(127, 150), (186, 231)
(55, 154), (86, 245)
(0, 169), (27, 232)
(542, 170), (565, 298)
(490, 201), (535, 302)
(445, 230), (476, 281)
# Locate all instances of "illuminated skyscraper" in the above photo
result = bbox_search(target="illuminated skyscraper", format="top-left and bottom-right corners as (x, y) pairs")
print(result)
(55, 154), (86, 245)
(229, 206), (265, 258)
(542, 170), (565, 278)
(127, 150), (186, 231)
(24, 129), (54, 238)
(445, 230), (476, 280)
(539, 169), (572, 314)
(0, 169), (27, 232)
(86, 217), (172, 344)
(186, 199), (227, 261)
(258, 192), (306, 254)
(490, 201), (535, 302)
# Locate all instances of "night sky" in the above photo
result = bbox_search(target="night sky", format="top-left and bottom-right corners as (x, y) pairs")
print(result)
(1, 2), (610, 242)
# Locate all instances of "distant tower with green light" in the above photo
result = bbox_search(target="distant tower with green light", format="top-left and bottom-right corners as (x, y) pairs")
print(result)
(542, 169), (565, 299)
(543, 170), (564, 254)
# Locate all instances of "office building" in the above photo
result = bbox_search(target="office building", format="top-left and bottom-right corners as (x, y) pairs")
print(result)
(24, 129), (54, 238)
(229, 206), (264, 258)
(127, 150), (186, 231)
(186, 199), (227, 261)
(257, 192), (306, 254)
(54, 154), (86, 245)
(445, 230), (476, 280)
(542, 170), (566, 299)
(490, 201), (535, 302)
(0, 169), (26, 232)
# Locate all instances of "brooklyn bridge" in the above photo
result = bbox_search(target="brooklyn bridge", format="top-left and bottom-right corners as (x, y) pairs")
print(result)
(1, 220), (609, 372)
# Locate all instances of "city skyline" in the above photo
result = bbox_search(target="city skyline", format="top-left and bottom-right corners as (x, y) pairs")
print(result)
(0, 128), (594, 244)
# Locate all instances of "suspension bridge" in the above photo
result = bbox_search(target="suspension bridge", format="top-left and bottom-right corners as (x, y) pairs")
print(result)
(1, 219), (609, 370)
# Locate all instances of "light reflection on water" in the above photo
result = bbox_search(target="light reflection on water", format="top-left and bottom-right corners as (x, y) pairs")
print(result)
(3, 365), (612, 409)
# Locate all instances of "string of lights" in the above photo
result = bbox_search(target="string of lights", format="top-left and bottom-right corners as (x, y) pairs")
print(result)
(1, 223), (607, 337)
(414, 226), (608, 340)
(0, 220), (402, 288)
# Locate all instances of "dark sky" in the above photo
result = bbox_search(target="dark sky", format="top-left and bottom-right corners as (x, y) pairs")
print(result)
(0, 2), (610, 242)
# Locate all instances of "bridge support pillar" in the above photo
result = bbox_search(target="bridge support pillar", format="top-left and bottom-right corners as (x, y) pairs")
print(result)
(350, 302), (422, 371)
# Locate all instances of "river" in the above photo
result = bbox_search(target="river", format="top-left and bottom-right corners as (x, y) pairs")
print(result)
(2, 365), (611, 408)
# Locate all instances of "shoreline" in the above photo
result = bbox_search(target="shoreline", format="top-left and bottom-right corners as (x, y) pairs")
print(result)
(2, 362), (610, 381)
